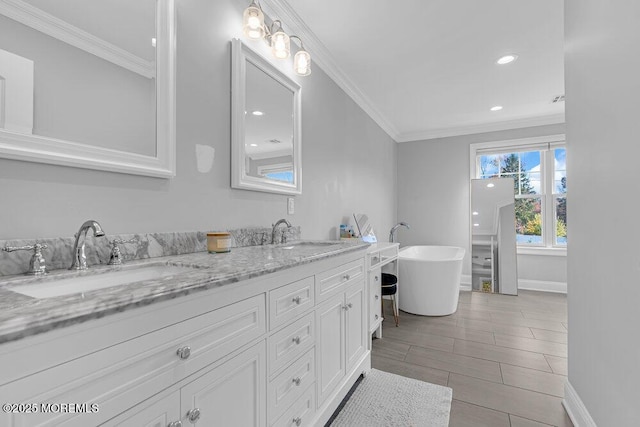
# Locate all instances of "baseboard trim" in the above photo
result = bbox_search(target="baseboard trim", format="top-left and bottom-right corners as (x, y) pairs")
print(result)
(563, 380), (597, 427)
(460, 274), (471, 291)
(518, 279), (567, 294)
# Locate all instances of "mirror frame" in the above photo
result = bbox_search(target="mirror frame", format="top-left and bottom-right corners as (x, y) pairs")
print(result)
(231, 38), (302, 195)
(0, 0), (176, 178)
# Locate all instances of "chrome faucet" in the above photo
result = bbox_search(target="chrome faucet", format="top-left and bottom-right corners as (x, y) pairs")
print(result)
(389, 222), (410, 243)
(70, 220), (105, 270)
(271, 219), (292, 244)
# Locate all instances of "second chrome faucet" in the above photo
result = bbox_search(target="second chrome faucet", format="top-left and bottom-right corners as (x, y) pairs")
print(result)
(271, 219), (292, 244)
(70, 220), (105, 270)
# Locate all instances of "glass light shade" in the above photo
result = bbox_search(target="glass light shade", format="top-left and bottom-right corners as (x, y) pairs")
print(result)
(294, 50), (311, 76)
(243, 5), (265, 39)
(271, 31), (290, 59)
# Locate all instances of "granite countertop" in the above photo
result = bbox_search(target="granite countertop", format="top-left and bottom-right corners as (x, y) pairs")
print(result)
(0, 240), (368, 344)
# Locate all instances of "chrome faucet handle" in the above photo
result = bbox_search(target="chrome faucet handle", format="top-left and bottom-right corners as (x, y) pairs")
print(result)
(3, 243), (48, 276)
(108, 238), (137, 266)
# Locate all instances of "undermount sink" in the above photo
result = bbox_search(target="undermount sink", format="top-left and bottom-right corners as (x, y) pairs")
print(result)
(6, 264), (197, 299)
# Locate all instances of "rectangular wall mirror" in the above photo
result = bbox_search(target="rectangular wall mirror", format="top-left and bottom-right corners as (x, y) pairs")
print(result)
(231, 38), (302, 195)
(0, 0), (176, 178)
(471, 177), (518, 295)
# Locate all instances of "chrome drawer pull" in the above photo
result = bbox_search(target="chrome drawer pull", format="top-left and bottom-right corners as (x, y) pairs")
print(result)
(187, 408), (201, 423)
(292, 377), (302, 386)
(176, 346), (191, 360)
(292, 336), (301, 345)
(292, 296), (302, 304)
(342, 274), (350, 281)
(293, 417), (302, 426)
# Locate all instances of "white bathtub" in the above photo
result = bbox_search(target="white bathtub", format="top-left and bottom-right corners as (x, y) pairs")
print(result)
(398, 246), (465, 316)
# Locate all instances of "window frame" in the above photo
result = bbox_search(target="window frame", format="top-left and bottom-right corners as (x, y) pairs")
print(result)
(470, 135), (567, 256)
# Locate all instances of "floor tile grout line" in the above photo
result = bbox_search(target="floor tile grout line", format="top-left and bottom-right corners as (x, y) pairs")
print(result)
(448, 373), (565, 426)
(451, 398), (514, 424)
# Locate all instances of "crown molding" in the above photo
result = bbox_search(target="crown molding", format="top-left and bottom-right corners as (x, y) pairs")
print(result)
(0, 0), (155, 79)
(396, 113), (566, 143)
(257, 1), (564, 145)
(260, 0), (401, 140)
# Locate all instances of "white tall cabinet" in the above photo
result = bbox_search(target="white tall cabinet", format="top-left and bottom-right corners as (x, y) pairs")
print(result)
(0, 248), (369, 427)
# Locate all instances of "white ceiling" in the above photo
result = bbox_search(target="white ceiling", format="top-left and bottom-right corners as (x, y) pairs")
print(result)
(263, 0), (565, 142)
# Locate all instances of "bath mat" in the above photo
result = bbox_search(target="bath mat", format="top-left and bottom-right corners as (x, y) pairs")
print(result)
(329, 369), (452, 427)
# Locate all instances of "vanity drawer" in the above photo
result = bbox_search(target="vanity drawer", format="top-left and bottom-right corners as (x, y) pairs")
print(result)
(269, 313), (315, 376)
(0, 294), (266, 427)
(316, 259), (364, 302)
(272, 385), (316, 427)
(268, 348), (315, 423)
(270, 276), (315, 331)
(369, 245), (399, 269)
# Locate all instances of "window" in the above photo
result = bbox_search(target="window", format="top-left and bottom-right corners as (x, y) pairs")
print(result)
(472, 137), (567, 249)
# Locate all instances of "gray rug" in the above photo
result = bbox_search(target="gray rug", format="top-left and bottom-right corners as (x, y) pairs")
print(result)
(330, 369), (452, 427)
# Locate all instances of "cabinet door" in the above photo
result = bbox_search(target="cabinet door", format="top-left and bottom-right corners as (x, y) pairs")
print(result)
(108, 390), (181, 427)
(315, 293), (345, 406)
(180, 341), (266, 427)
(345, 280), (366, 372)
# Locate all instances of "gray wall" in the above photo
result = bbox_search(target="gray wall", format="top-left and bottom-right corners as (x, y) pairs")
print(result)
(566, 0), (640, 424)
(397, 123), (566, 285)
(0, 0), (397, 244)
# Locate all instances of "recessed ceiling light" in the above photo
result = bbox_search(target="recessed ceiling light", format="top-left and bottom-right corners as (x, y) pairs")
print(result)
(496, 54), (518, 65)
(250, 143), (258, 147)
(472, 211), (479, 216)
(252, 111), (264, 116)
(473, 223), (480, 227)
(490, 106), (503, 112)
(487, 183), (495, 188)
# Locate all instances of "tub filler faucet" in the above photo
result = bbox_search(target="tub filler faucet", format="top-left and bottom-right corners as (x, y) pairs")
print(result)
(389, 222), (410, 243)
(70, 220), (106, 270)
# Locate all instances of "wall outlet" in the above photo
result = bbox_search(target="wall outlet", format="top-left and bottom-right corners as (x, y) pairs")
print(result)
(287, 197), (295, 215)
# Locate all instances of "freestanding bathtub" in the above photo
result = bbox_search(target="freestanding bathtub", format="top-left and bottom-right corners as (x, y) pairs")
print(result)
(398, 246), (465, 316)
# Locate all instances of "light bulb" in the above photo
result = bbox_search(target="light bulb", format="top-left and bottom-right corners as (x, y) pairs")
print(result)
(243, 4), (265, 40)
(294, 50), (311, 76)
(271, 31), (290, 59)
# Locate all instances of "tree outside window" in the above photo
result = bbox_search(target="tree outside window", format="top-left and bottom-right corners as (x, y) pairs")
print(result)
(478, 147), (566, 247)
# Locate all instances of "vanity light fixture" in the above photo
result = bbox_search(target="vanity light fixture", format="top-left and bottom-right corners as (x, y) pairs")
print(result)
(496, 54), (518, 65)
(242, 0), (311, 76)
(490, 105), (503, 111)
(243, 1), (266, 39)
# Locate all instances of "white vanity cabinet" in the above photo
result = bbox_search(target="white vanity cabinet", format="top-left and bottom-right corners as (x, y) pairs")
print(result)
(0, 247), (369, 427)
(112, 341), (267, 427)
(366, 243), (399, 338)
(315, 260), (366, 410)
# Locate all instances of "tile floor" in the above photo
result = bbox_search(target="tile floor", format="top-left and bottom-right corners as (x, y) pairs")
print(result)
(372, 290), (573, 427)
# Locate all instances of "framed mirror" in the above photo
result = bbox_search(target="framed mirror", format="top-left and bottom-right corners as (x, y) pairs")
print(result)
(470, 178), (518, 295)
(231, 38), (302, 195)
(0, 0), (176, 178)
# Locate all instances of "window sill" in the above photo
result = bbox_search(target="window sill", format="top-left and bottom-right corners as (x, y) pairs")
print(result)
(517, 246), (567, 257)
